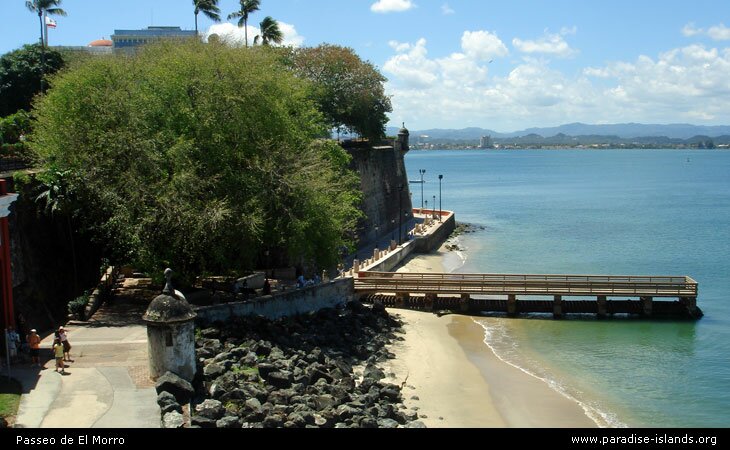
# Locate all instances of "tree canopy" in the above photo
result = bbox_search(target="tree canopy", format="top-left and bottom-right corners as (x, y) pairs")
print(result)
(30, 41), (362, 280)
(0, 44), (65, 116)
(287, 44), (392, 141)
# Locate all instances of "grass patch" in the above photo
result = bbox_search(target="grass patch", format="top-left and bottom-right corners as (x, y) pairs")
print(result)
(231, 365), (259, 377)
(0, 377), (22, 421)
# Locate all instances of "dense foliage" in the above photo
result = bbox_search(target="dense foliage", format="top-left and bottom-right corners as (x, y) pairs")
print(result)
(30, 41), (362, 280)
(0, 44), (65, 116)
(287, 45), (392, 141)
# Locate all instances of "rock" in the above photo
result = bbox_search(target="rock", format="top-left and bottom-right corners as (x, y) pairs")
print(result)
(335, 404), (360, 421)
(410, 395), (420, 401)
(216, 416), (241, 429)
(200, 328), (220, 339)
(245, 398), (262, 410)
(313, 414), (327, 427)
(191, 415), (217, 428)
(262, 414), (285, 428)
(405, 421), (427, 428)
(253, 341), (272, 356)
(161, 411), (184, 429)
(157, 391), (181, 414)
(379, 384), (401, 402)
(257, 363), (277, 378)
(155, 372), (195, 404)
(203, 362), (226, 379)
(195, 399), (225, 420)
(377, 418), (399, 428)
(268, 390), (292, 406)
(314, 394), (337, 410)
(266, 371), (292, 389)
(360, 417), (378, 428)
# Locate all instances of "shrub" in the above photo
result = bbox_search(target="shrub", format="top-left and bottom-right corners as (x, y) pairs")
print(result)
(67, 293), (90, 320)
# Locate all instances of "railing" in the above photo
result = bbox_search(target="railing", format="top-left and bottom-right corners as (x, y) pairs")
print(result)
(355, 272), (698, 298)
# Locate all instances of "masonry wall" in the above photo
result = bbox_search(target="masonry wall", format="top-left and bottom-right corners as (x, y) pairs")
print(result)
(346, 143), (413, 248)
(195, 277), (354, 324)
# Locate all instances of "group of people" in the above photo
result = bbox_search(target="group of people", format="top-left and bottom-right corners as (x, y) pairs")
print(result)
(296, 273), (321, 288)
(4, 326), (71, 375)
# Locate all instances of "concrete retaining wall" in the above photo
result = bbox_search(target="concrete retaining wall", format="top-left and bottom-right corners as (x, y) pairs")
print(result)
(195, 277), (354, 323)
(414, 213), (456, 253)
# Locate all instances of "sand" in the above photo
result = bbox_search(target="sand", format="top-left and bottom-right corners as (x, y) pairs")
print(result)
(381, 249), (597, 428)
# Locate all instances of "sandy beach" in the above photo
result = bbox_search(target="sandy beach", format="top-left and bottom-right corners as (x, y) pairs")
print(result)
(381, 247), (597, 428)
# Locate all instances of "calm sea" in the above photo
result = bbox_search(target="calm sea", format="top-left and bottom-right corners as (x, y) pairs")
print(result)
(404, 149), (730, 428)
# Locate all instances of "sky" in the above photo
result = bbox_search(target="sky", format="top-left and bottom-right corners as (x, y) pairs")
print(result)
(2, 0), (730, 131)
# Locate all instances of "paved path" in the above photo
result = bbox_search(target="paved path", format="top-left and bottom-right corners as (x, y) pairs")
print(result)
(12, 283), (160, 428)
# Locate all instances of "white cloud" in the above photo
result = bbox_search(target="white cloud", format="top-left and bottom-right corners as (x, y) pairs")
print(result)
(383, 38), (439, 88)
(512, 28), (577, 57)
(384, 33), (730, 130)
(371, 0), (415, 13)
(707, 24), (730, 41)
(278, 22), (305, 47)
(461, 30), (509, 61)
(681, 23), (730, 40)
(388, 40), (412, 52)
(682, 23), (702, 37)
(205, 22), (304, 47)
(441, 3), (455, 15)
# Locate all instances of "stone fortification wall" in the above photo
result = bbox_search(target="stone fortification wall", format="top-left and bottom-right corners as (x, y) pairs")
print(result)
(345, 140), (413, 248)
(195, 277), (354, 324)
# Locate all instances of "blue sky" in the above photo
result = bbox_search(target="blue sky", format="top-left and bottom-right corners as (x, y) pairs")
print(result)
(2, 0), (730, 131)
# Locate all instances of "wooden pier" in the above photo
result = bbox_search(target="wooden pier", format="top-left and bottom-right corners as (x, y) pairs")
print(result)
(355, 272), (702, 319)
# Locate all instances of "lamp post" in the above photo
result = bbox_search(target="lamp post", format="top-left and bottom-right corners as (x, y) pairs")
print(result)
(374, 225), (379, 250)
(391, 219), (396, 242)
(438, 174), (443, 222)
(419, 169), (426, 211)
(433, 196), (436, 219)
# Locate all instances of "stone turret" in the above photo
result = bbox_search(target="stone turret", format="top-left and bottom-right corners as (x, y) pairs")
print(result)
(397, 122), (410, 152)
(143, 268), (197, 381)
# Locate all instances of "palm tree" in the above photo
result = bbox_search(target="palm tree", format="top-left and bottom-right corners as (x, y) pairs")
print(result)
(254, 16), (284, 46)
(26, 0), (66, 92)
(227, 0), (261, 47)
(193, 0), (221, 35)
(26, 0), (66, 48)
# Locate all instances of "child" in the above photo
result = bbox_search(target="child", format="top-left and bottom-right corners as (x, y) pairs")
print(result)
(52, 338), (65, 374)
(27, 329), (41, 367)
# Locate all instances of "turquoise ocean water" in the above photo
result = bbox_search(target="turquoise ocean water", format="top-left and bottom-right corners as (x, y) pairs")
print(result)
(404, 149), (730, 428)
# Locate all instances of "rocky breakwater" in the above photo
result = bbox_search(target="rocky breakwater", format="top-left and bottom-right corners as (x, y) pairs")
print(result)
(185, 302), (426, 428)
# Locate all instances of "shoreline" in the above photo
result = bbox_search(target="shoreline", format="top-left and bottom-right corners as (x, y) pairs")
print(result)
(383, 248), (597, 428)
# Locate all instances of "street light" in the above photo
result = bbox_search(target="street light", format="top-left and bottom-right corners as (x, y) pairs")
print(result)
(391, 219), (396, 242)
(374, 225), (379, 250)
(433, 195), (436, 219)
(438, 174), (443, 222)
(419, 169), (426, 211)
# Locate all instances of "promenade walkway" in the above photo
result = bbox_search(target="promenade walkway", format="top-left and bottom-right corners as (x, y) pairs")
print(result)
(12, 281), (159, 428)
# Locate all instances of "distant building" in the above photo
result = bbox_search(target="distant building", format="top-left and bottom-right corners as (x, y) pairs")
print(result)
(53, 38), (113, 55)
(111, 26), (197, 53)
(479, 135), (494, 149)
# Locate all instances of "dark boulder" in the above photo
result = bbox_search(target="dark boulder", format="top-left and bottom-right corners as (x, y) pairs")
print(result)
(155, 372), (194, 404)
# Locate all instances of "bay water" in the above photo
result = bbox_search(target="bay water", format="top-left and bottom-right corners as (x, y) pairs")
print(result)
(404, 149), (730, 427)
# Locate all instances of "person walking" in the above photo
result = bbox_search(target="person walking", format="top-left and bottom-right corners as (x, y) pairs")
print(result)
(27, 329), (41, 367)
(58, 326), (72, 362)
(52, 338), (65, 374)
(6, 327), (20, 361)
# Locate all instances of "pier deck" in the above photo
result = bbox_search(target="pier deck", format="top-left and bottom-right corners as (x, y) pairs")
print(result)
(355, 272), (701, 319)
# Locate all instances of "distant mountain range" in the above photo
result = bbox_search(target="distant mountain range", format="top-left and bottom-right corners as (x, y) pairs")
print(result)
(387, 123), (730, 140)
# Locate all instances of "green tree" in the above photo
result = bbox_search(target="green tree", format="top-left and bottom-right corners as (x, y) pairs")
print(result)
(287, 45), (392, 141)
(25, 1), (67, 92)
(227, 0), (261, 48)
(0, 44), (65, 116)
(254, 16), (283, 46)
(193, 0), (221, 35)
(35, 168), (79, 293)
(30, 41), (361, 281)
